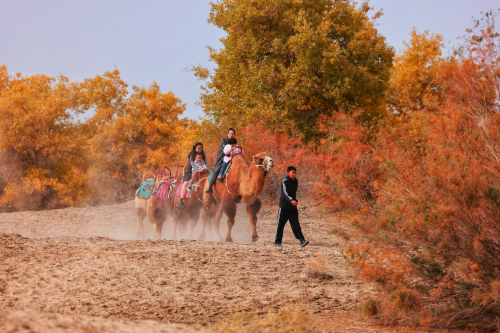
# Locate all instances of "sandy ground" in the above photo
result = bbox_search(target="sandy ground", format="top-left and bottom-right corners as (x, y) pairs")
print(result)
(1, 200), (454, 332)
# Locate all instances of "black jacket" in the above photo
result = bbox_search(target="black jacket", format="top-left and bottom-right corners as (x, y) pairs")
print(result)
(279, 176), (298, 210)
(214, 137), (229, 169)
(183, 142), (208, 182)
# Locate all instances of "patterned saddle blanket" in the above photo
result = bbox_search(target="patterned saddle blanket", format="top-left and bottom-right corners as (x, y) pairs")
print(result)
(176, 181), (200, 199)
(152, 178), (176, 200)
(135, 179), (155, 199)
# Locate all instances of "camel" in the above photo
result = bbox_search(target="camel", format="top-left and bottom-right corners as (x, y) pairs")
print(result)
(172, 169), (210, 240)
(201, 152), (274, 242)
(135, 173), (181, 239)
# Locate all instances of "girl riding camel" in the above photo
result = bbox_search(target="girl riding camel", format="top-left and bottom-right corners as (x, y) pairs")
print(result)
(205, 128), (236, 194)
(217, 137), (243, 182)
(177, 142), (208, 208)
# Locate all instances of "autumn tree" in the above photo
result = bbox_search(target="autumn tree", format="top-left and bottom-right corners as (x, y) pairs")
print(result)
(75, 71), (188, 203)
(387, 29), (443, 114)
(195, 0), (394, 139)
(0, 67), (89, 211)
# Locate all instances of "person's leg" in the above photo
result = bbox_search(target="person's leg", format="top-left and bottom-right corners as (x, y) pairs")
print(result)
(205, 165), (222, 193)
(288, 209), (305, 240)
(218, 162), (228, 179)
(177, 180), (189, 207)
(180, 181), (188, 197)
(274, 208), (290, 245)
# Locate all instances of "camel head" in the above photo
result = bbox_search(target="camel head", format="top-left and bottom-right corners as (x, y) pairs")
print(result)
(252, 152), (274, 174)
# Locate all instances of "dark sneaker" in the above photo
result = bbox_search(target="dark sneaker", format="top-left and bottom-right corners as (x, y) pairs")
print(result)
(274, 243), (283, 248)
(176, 200), (185, 208)
(205, 187), (213, 194)
(300, 239), (309, 248)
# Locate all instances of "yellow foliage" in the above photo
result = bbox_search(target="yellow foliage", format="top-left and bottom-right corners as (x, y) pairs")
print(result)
(0, 67), (190, 210)
(0, 68), (89, 210)
(387, 29), (443, 115)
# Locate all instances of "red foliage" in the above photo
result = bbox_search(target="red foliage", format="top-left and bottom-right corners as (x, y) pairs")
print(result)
(339, 12), (500, 330)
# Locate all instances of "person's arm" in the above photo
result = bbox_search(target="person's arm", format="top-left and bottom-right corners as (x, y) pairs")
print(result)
(185, 161), (193, 174)
(294, 179), (298, 204)
(281, 178), (294, 203)
(215, 138), (227, 165)
(223, 144), (232, 155)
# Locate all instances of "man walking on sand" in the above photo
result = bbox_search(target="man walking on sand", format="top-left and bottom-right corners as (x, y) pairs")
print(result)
(274, 166), (309, 248)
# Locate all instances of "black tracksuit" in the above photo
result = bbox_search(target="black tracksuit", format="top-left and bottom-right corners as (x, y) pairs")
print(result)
(275, 175), (305, 244)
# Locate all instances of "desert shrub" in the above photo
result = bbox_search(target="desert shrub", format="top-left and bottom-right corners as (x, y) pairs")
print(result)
(340, 12), (500, 331)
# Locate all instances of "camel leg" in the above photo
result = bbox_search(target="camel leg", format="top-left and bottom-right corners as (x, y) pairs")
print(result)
(188, 210), (201, 240)
(136, 207), (146, 239)
(199, 206), (208, 241)
(172, 212), (179, 240)
(212, 204), (224, 242)
(223, 200), (237, 242)
(156, 221), (164, 240)
(246, 198), (262, 242)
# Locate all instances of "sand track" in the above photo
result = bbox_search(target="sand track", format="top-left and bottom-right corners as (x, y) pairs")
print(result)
(0, 200), (367, 331)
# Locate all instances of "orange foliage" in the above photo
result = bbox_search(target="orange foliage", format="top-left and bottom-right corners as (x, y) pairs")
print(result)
(0, 68), (88, 210)
(0, 68), (188, 210)
(335, 12), (500, 330)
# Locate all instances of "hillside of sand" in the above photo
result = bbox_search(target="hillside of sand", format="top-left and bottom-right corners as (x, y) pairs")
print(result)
(0, 200), (374, 332)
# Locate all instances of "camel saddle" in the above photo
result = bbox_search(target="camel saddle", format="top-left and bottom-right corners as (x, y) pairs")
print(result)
(135, 179), (155, 199)
(152, 178), (176, 200)
(176, 181), (200, 199)
(209, 165), (232, 184)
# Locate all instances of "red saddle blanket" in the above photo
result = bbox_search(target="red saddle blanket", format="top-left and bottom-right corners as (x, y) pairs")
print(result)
(152, 178), (174, 200)
(176, 181), (199, 199)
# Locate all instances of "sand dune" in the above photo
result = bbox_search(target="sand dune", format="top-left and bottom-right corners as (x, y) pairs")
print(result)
(0, 200), (367, 332)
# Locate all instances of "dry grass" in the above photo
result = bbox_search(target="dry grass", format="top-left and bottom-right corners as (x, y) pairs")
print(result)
(306, 253), (334, 280)
(328, 226), (351, 240)
(207, 306), (315, 333)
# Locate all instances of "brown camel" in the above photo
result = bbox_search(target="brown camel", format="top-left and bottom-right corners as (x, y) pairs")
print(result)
(172, 169), (210, 240)
(135, 174), (181, 239)
(202, 152), (274, 242)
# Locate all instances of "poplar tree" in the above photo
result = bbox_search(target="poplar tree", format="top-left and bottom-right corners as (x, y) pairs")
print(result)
(195, 0), (394, 139)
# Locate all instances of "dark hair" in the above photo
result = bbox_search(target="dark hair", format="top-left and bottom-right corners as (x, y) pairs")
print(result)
(228, 137), (237, 145)
(195, 152), (203, 157)
(189, 142), (204, 161)
(287, 166), (297, 173)
(227, 128), (236, 135)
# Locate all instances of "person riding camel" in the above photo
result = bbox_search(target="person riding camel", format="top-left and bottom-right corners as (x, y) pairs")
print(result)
(177, 142), (208, 208)
(217, 137), (243, 182)
(205, 128), (236, 194)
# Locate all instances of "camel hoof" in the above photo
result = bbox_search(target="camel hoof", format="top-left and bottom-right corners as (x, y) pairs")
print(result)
(252, 235), (259, 242)
(225, 238), (233, 243)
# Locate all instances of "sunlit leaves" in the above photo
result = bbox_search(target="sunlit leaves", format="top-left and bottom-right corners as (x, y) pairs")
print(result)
(197, 0), (394, 140)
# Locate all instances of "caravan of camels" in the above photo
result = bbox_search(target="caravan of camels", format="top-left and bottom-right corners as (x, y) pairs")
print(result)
(134, 128), (275, 242)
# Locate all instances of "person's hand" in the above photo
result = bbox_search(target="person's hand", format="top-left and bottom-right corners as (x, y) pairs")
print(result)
(291, 200), (298, 206)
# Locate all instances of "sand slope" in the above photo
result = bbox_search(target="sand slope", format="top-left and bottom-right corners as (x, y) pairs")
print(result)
(0, 200), (367, 331)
